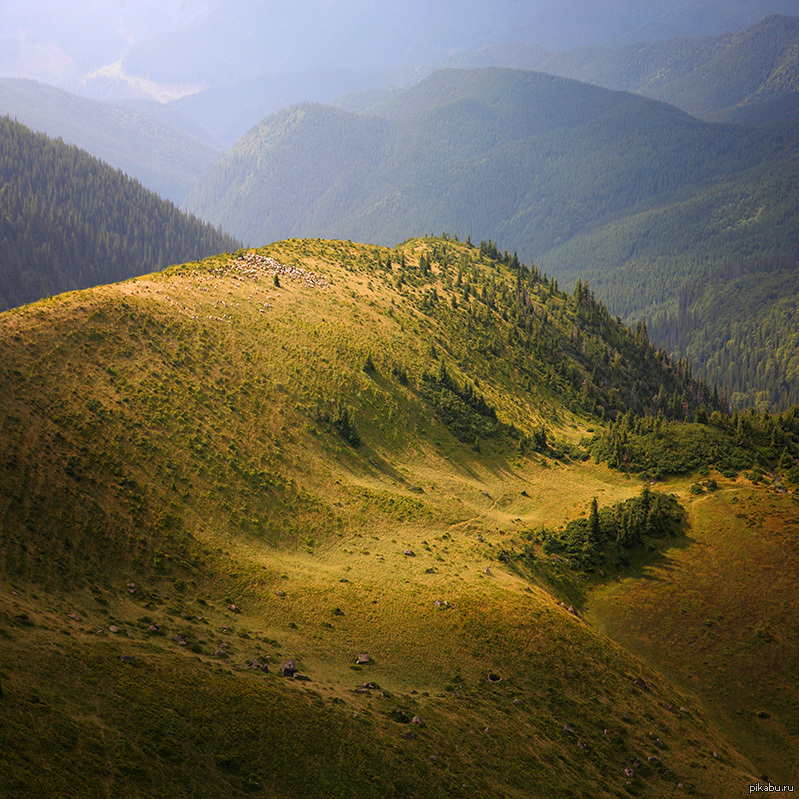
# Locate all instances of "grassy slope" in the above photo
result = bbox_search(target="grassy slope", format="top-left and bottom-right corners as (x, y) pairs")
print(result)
(0, 238), (781, 796)
(587, 480), (799, 785)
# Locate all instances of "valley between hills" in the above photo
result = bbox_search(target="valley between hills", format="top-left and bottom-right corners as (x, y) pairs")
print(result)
(1, 238), (797, 797)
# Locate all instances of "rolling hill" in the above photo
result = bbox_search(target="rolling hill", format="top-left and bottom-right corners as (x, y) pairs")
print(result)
(0, 236), (797, 795)
(185, 67), (799, 409)
(0, 116), (240, 312)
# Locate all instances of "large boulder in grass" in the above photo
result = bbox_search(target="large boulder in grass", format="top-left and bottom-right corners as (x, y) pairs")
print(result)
(281, 659), (297, 677)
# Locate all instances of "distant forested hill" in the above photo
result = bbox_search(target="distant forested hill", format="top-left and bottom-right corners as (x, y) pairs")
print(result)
(0, 117), (240, 312)
(0, 79), (221, 203)
(540, 14), (799, 125)
(186, 67), (799, 409)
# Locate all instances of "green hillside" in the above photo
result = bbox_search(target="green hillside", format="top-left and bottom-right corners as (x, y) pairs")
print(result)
(186, 67), (799, 408)
(0, 117), (240, 312)
(1, 237), (796, 796)
(0, 78), (221, 203)
(540, 14), (799, 126)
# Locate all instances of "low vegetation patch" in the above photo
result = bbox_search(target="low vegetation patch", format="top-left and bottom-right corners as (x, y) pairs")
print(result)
(540, 487), (685, 571)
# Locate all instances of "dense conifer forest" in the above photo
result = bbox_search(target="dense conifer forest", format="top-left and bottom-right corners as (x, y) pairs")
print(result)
(0, 117), (239, 311)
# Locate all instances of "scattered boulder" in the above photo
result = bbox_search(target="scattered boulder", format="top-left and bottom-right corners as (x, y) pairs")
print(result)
(248, 657), (269, 673)
(281, 659), (297, 677)
(294, 673), (311, 682)
(356, 652), (371, 665)
(577, 741), (590, 751)
(389, 709), (411, 724)
(633, 677), (650, 691)
(484, 567), (492, 575)
(227, 604), (240, 613)
(214, 649), (228, 658)
(118, 656), (138, 664)
(567, 605), (579, 617)
(425, 568), (436, 574)
(412, 715), (424, 726)
(108, 625), (120, 634)
(487, 673), (503, 683)
(404, 549), (415, 557)
(712, 751), (720, 759)
(647, 756), (659, 763)
(67, 613), (81, 622)
(623, 767), (636, 778)
(275, 590), (285, 597)
(333, 607), (344, 616)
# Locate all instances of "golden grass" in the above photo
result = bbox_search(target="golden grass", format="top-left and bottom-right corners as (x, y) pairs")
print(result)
(0, 238), (788, 796)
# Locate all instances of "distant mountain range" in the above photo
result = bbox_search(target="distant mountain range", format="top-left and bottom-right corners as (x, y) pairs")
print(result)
(539, 14), (799, 126)
(0, 78), (222, 203)
(171, 14), (799, 145)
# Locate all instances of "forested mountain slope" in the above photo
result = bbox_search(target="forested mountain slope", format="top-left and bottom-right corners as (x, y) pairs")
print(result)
(0, 117), (239, 312)
(539, 14), (799, 126)
(189, 67), (795, 250)
(0, 79), (221, 203)
(2, 236), (791, 796)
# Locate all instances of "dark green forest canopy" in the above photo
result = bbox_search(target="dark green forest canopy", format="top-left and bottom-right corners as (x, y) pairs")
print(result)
(0, 116), (240, 311)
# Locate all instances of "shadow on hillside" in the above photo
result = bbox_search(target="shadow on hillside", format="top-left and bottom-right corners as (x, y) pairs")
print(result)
(509, 523), (700, 610)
